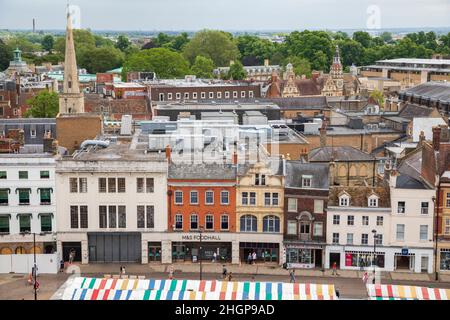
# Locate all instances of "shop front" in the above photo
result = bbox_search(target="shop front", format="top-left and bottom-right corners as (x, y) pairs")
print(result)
(285, 244), (323, 269)
(239, 242), (279, 264)
(344, 251), (385, 269)
(172, 241), (232, 262)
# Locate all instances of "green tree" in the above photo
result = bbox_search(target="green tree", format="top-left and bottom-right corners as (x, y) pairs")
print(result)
(235, 35), (276, 65)
(41, 35), (54, 52)
(182, 30), (240, 67)
(115, 35), (131, 52)
(122, 48), (190, 79)
(283, 56), (312, 77)
(0, 39), (12, 71)
(352, 31), (372, 48)
(24, 91), (59, 118)
(191, 55), (215, 78)
(334, 39), (365, 66)
(226, 61), (246, 80)
(54, 29), (96, 53)
(163, 32), (190, 52)
(380, 32), (393, 43)
(370, 89), (385, 109)
(78, 47), (124, 74)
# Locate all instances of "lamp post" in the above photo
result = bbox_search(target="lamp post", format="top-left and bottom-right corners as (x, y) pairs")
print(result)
(432, 195), (439, 281)
(21, 231), (44, 300)
(199, 226), (204, 280)
(372, 229), (377, 278)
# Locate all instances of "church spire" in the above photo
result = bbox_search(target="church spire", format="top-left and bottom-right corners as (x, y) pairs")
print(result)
(333, 45), (341, 65)
(59, 7), (84, 113)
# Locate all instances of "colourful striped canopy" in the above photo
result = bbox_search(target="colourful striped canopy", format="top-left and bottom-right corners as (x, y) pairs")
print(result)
(62, 277), (338, 300)
(366, 284), (450, 300)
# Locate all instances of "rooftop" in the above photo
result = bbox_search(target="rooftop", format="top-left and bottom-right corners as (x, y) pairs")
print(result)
(285, 161), (329, 189)
(168, 162), (237, 180)
(400, 82), (450, 103)
(309, 146), (376, 162)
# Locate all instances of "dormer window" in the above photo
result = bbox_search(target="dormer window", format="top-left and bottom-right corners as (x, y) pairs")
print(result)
(368, 194), (379, 208)
(339, 194), (350, 207)
(302, 175), (312, 188)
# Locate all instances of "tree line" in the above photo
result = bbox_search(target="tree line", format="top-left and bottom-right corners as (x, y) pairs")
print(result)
(1, 29), (450, 80)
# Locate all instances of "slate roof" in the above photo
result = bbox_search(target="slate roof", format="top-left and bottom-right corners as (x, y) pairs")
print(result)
(308, 146), (376, 162)
(268, 96), (329, 110)
(398, 103), (434, 119)
(401, 81), (450, 103)
(395, 174), (431, 189)
(328, 185), (390, 208)
(285, 161), (329, 189)
(168, 163), (237, 180)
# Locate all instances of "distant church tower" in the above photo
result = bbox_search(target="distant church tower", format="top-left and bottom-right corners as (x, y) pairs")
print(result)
(322, 45), (344, 97)
(59, 9), (84, 114)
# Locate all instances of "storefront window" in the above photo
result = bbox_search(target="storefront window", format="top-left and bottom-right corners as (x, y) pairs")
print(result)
(440, 250), (450, 270)
(345, 251), (385, 268)
(262, 215), (280, 232)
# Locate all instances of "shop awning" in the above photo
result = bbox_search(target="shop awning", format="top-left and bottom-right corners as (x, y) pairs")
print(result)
(366, 284), (450, 300)
(62, 277), (338, 300)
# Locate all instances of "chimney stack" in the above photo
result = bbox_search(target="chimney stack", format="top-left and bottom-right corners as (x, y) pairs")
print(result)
(264, 59), (269, 67)
(232, 151), (238, 165)
(319, 121), (327, 148)
(432, 126), (442, 151)
(418, 130), (425, 147)
(165, 145), (172, 163)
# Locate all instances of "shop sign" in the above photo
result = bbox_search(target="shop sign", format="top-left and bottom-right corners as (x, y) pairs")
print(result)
(401, 248), (409, 255)
(181, 234), (222, 241)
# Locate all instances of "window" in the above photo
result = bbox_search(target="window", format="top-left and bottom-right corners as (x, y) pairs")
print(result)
(314, 200), (324, 213)
(0, 171), (6, 179)
(174, 191), (183, 204)
(80, 206), (88, 228)
(30, 129), (36, 137)
(137, 178), (144, 193)
(339, 195), (349, 207)
(313, 222), (323, 236)
(272, 193), (279, 206)
(40, 214), (52, 232)
(201, 92), (206, 99)
(233, 91), (238, 98)
(79, 178), (87, 193)
(368, 196), (378, 207)
(445, 218), (450, 235)
(118, 178), (126, 193)
(420, 225), (428, 241)
(249, 192), (256, 205)
(377, 216), (384, 226)
(192, 92), (197, 99)
(347, 215), (354, 226)
(421, 202), (429, 215)
(255, 174), (260, 185)
(167, 93), (173, 100)
(332, 233), (339, 244)
(108, 206), (117, 228)
(209, 92), (214, 99)
(287, 220), (297, 235)
(362, 216), (369, 226)
(40, 171), (50, 179)
(225, 91), (230, 99)
(333, 215), (340, 225)
(40, 188), (51, 205)
(0, 190), (8, 205)
(176, 93), (181, 100)
(263, 215), (280, 232)
(19, 171), (28, 179)
(261, 175), (266, 185)
(146, 178), (154, 193)
(184, 92), (189, 99)
(175, 214), (183, 230)
(347, 233), (354, 245)
(221, 215), (229, 230)
(447, 193), (450, 208)
(241, 91), (246, 98)
(242, 192), (248, 205)
(249, 91), (254, 98)
(264, 192), (271, 206)
(137, 206), (145, 229)
(396, 224), (405, 241)
(190, 214), (198, 230)
(397, 201), (405, 213)
(205, 191), (214, 205)
(190, 191), (199, 204)
(19, 215), (31, 233)
(375, 234), (383, 245)
(240, 215), (257, 232)
(302, 175), (312, 188)
(99, 206), (107, 228)
(217, 92), (222, 99)
(288, 198), (297, 212)
(205, 215), (214, 230)
(0, 216), (9, 233)
(18, 189), (30, 205)
(70, 206), (78, 228)
(98, 178), (106, 193)
(146, 206), (154, 228)
(108, 178), (116, 193)
(159, 92), (165, 101)
(220, 191), (229, 205)
(361, 234), (368, 245)
(118, 206), (126, 228)
(70, 178), (78, 193)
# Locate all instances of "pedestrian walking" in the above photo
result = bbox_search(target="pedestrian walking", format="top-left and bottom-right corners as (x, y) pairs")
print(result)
(168, 265), (174, 279)
(212, 252), (217, 263)
(247, 253), (252, 265)
(222, 265), (227, 279)
(60, 260), (64, 273)
(227, 272), (233, 281)
(289, 269), (296, 283)
(68, 249), (75, 264)
(332, 262), (338, 276)
(362, 271), (369, 284)
(252, 251), (257, 265)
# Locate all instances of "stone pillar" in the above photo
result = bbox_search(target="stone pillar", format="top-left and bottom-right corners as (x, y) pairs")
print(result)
(81, 239), (88, 264)
(161, 240), (172, 264)
(232, 240), (240, 264)
(141, 239), (148, 264)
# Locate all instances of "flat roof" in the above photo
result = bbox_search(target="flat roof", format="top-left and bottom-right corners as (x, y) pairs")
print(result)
(377, 58), (450, 65)
(155, 102), (279, 110)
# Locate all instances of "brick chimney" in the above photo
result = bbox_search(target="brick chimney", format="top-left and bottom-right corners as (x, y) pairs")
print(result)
(165, 145), (172, 163)
(418, 130), (425, 147)
(433, 126), (442, 151)
(232, 151), (238, 165)
(319, 121), (327, 148)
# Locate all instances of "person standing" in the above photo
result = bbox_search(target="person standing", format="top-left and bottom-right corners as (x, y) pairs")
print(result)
(222, 265), (227, 279)
(252, 251), (257, 265)
(168, 265), (174, 279)
(332, 262), (338, 276)
(213, 252), (217, 263)
(289, 269), (296, 283)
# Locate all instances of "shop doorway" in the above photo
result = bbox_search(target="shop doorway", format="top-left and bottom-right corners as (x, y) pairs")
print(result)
(62, 242), (82, 262)
(148, 242), (162, 262)
(329, 252), (340, 268)
(315, 250), (323, 268)
(395, 255), (413, 270)
(421, 256), (429, 273)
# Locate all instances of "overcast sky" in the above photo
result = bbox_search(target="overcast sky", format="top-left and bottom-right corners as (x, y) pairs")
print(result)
(1, 0), (449, 31)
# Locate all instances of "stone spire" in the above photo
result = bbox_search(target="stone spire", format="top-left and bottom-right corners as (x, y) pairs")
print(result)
(59, 7), (84, 114)
(333, 45), (341, 65)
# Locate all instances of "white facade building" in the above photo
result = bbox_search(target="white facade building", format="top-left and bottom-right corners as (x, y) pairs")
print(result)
(0, 154), (57, 255)
(55, 134), (168, 264)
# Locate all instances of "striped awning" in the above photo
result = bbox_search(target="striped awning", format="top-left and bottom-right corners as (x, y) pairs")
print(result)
(62, 277), (338, 300)
(367, 284), (450, 300)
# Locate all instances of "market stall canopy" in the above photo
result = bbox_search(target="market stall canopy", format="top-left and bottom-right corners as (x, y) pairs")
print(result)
(367, 284), (450, 300)
(62, 277), (338, 300)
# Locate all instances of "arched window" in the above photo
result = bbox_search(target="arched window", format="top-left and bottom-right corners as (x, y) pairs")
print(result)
(240, 215), (257, 232)
(263, 215), (280, 233)
(359, 164), (367, 177)
(349, 165), (357, 176)
(338, 165), (347, 177)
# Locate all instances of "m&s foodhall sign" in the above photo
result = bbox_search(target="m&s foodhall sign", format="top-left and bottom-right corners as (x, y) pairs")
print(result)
(181, 234), (221, 241)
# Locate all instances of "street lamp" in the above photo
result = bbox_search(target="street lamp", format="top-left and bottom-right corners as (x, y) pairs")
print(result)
(372, 229), (377, 282)
(21, 231), (45, 300)
(198, 226), (204, 280)
(432, 196), (439, 281)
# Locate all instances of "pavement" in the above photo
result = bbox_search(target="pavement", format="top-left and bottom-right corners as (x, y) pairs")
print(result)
(2, 262), (450, 300)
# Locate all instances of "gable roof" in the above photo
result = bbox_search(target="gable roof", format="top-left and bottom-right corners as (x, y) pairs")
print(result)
(309, 146), (376, 162)
(285, 161), (329, 189)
